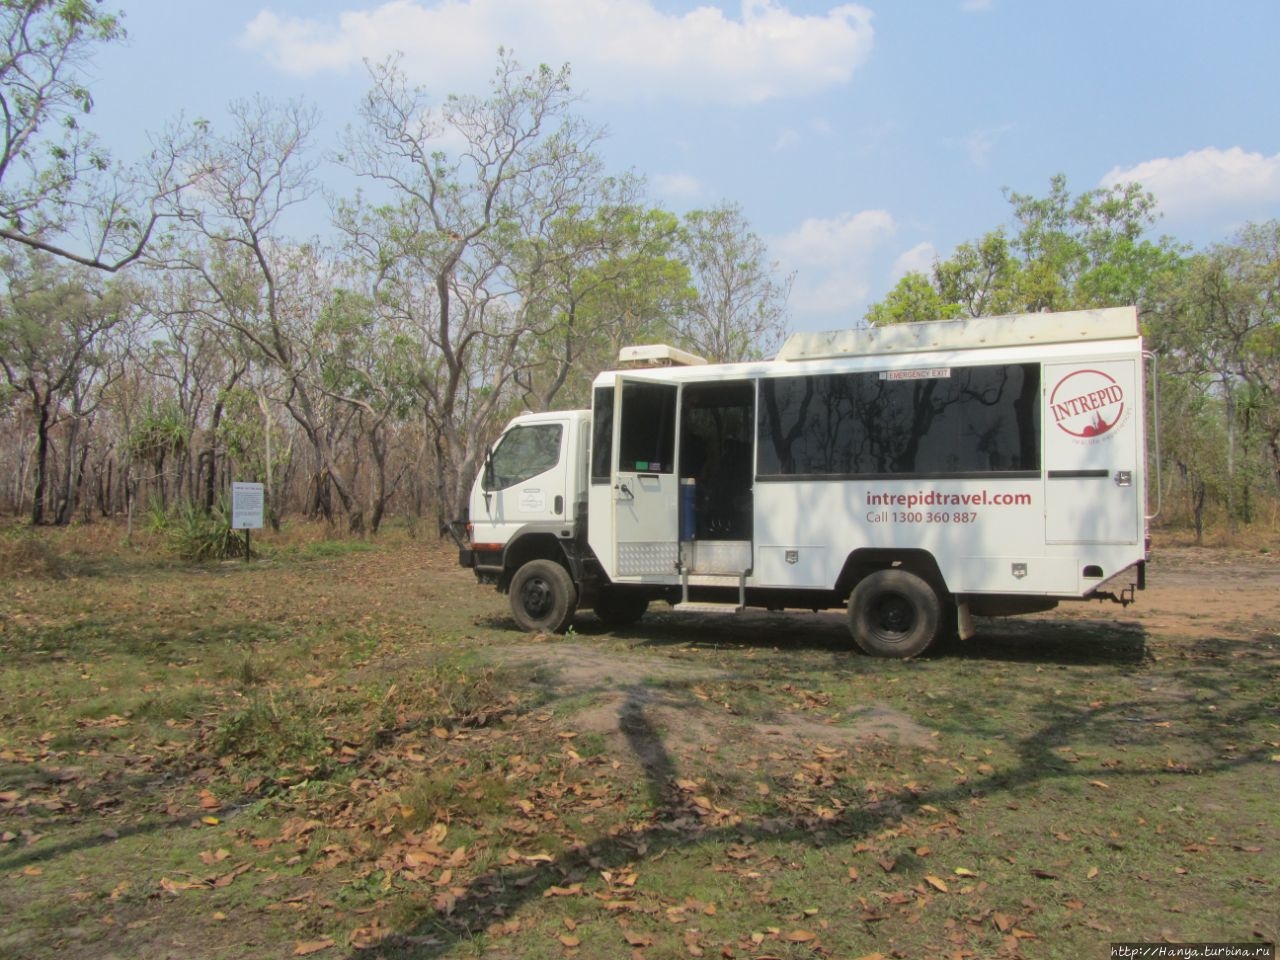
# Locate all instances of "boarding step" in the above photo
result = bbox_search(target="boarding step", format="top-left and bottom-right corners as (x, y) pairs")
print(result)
(678, 564), (748, 613)
(672, 600), (743, 614)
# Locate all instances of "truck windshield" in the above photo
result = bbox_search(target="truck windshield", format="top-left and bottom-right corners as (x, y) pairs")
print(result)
(483, 424), (563, 491)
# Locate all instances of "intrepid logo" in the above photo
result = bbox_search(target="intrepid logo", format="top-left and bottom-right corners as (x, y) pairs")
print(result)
(1051, 369), (1126, 439)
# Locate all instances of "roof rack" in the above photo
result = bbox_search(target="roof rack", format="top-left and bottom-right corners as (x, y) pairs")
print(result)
(776, 306), (1138, 362)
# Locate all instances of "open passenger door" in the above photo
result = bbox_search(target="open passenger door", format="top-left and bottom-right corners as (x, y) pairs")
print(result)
(611, 376), (680, 577)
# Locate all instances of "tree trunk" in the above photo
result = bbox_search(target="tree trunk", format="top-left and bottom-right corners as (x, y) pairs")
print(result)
(30, 402), (51, 525)
(55, 417), (84, 525)
(1192, 481), (1206, 546)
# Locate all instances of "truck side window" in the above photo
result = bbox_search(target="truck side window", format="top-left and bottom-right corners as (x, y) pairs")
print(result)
(591, 386), (613, 484)
(619, 381), (677, 473)
(483, 424), (563, 491)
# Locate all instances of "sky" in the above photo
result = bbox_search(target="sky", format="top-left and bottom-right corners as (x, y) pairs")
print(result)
(89, 0), (1280, 333)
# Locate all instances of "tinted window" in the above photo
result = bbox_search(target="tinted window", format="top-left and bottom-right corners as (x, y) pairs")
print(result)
(591, 386), (613, 484)
(619, 381), (677, 473)
(758, 363), (1040, 477)
(483, 423), (563, 491)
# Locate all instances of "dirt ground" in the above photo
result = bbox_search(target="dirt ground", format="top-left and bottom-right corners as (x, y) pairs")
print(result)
(487, 545), (1280, 779)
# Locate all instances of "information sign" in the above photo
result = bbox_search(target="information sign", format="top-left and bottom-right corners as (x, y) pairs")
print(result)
(231, 482), (265, 530)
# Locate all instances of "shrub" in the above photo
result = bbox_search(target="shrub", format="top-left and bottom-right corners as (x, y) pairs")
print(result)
(167, 499), (245, 562)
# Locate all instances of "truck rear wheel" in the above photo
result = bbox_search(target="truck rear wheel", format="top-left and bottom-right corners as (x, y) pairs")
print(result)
(848, 568), (941, 659)
(510, 559), (578, 633)
(593, 588), (649, 628)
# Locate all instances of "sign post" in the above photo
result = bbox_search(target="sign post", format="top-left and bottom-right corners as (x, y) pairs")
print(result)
(231, 482), (265, 561)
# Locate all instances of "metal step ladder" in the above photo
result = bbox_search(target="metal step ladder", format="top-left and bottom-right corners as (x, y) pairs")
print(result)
(672, 568), (747, 614)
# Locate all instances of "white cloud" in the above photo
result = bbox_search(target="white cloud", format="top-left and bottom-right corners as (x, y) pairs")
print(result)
(652, 171), (702, 200)
(959, 123), (1014, 167)
(890, 241), (937, 281)
(1101, 146), (1280, 223)
(241, 0), (875, 104)
(773, 209), (896, 318)
(771, 128), (802, 152)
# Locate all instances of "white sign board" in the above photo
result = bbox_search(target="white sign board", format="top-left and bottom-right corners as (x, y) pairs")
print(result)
(231, 482), (265, 530)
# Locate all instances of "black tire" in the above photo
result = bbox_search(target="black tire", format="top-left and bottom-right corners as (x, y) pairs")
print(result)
(509, 559), (578, 633)
(593, 588), (649, 628)
(847, 568), (942, 659)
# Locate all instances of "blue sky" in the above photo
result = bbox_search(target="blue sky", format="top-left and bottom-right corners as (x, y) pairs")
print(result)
(91, 1), (1280, 332)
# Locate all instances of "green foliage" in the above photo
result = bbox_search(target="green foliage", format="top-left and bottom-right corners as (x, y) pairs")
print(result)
(212, 691), (331, 776)
(865, 174), (1186, 324)
(865, 271), (962, 326)
(0, 0), (129, 255)
(165, 498), (244, 562)
(677, 202), (792, 362)
(1144, 219), (1280, 528)
(128, 400), (190, 467)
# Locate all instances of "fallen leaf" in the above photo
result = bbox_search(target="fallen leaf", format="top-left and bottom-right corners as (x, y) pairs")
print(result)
(544, 884), (582, 898)
(785, 930), (817, 943)
(293, 938), (335, 955)
(623, 930), (653, 946)
(924, 875), (949, 893)
(558, 935), (580, 947)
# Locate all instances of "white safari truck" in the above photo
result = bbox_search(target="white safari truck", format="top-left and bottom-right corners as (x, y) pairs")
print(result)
(457, 307), (1151, 658)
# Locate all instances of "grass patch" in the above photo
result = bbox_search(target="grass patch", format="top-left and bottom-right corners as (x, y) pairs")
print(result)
(1, 524), (1276, 960)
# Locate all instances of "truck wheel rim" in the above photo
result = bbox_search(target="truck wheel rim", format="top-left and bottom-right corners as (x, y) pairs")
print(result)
(521, 578), (552, 616)
(873, 593), (915, 639)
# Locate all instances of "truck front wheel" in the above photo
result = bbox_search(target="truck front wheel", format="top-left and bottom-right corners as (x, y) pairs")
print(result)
(509, 559), (578, 633)
(848, 568), (941, 659)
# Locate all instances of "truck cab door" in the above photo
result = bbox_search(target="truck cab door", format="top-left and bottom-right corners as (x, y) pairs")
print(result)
(612, 376), (680, 577)
(1044, 360), (1141, 544)
(471, 419), (570, 544)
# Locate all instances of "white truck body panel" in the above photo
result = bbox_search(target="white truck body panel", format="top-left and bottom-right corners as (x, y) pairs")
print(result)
(586, 307), (1147, 598)
(464, 307), (1149, 649)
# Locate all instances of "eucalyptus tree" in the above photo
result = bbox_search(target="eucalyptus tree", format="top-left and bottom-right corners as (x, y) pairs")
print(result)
(675, 202), (792, 362)
(0, 0), (193, 270)
(134, 267), (253, 513)
(156, 96), (371, 528)
(309, 287), (417, 532)
(509, 198), (695, 412)
(1145, 221), (1280, 526)
(866, 175), (1185, 324)
(336, 50), (612, 523)
(0, 250), (134, 523)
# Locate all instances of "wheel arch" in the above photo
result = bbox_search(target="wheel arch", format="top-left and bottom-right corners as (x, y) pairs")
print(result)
(835, 548), (951, 601)
(498, 531), (576, 592)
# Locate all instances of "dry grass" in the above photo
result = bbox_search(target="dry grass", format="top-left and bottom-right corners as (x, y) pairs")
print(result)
(1, 518), (1276, 960)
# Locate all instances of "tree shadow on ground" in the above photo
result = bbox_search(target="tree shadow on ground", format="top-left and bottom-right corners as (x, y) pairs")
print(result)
(349, 624), (1275, 959)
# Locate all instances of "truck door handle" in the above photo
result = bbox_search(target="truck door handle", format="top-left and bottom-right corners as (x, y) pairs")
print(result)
(615, 482), (633, 499)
